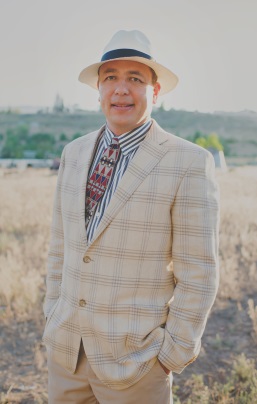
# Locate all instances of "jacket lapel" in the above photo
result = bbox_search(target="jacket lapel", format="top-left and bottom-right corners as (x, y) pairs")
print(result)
(77, 126), (105, 245)
(89, 120), (170, 246)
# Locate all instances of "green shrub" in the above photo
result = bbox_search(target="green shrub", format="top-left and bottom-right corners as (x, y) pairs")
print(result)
(195, 133), (224, 151)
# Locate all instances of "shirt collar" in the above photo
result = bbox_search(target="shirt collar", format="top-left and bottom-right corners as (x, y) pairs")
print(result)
(104, 120), (152, 156)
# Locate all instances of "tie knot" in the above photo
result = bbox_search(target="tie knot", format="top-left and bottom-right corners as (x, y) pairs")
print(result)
(111, 137), (119, 149)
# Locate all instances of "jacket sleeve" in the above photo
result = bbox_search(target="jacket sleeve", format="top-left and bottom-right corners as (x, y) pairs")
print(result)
(158, 149), (220, 373)
(43, 147), (66, 319)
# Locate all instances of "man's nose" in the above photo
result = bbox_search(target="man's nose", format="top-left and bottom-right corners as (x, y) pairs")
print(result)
(114, 80), (129, 95)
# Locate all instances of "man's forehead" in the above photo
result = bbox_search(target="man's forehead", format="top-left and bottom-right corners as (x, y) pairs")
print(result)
(98, 60), (152, 76)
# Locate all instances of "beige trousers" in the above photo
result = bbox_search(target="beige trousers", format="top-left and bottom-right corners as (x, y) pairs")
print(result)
(47, 343), (172, 404)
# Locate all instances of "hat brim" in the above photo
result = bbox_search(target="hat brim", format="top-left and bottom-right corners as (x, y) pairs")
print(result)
(78, 56), (178, 96)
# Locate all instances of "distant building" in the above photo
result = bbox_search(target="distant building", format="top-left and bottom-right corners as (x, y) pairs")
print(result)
(0, 159), (52, 169)
(23, 150), (37, 159)
(50, 158), (60, 170)
(207, 147), (227, 171)
(53, 94), (64, 113)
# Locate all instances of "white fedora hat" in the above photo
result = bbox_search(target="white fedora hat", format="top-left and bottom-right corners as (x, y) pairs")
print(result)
(78, 30), (178, 95)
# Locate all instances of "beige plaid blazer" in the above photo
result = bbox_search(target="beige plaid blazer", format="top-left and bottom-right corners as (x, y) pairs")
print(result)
(43, 119), (219, 390)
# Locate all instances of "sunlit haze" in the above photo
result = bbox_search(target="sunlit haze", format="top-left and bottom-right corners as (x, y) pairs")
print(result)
(0, 0), (256, 113)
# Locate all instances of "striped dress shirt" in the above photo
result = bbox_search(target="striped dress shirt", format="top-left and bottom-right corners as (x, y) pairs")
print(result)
(86, 119), (152, 242)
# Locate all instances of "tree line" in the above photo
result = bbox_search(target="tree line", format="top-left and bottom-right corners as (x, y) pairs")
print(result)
(0, 124), (226, 160)
(0, 125), (82, 159)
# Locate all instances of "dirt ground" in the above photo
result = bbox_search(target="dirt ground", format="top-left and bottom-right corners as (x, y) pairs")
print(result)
(173, 294), (257, 400)
(0, 315), (48, 403)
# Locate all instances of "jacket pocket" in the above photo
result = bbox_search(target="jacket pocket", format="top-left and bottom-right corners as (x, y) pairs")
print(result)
(44, 297), (60, 331)
(126, 305), (168, 354)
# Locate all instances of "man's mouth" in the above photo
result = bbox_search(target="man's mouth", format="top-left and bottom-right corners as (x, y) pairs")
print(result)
(111, 104), (134, 109)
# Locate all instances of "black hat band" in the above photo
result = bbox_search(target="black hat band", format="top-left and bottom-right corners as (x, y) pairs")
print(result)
(101, 48), (154, 62)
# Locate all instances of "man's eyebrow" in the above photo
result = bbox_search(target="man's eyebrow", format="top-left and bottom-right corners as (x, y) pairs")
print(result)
(128, 70), (145, 77)
(100, 68), (145, 77)
(101, 68), (118, 74)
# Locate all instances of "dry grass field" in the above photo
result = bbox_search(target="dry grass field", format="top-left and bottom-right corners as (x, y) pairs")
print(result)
(0, 165), (257, 403)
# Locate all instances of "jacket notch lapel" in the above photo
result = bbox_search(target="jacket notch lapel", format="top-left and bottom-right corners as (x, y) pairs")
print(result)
(89, 126), (169, 246)
(77, 127), (105, 245)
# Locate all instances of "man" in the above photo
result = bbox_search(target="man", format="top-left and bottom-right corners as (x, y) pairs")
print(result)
(43, 30), (219, 403)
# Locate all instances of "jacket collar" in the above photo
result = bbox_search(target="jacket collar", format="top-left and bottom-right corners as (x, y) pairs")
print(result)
(83, 119), (170, 247)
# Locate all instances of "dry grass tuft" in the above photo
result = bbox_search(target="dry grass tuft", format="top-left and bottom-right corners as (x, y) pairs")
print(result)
(173, 354), (257, 403)
(216, 167), (257, 300)
(0, 169), (57, 317)
(248, 299), (257, 342)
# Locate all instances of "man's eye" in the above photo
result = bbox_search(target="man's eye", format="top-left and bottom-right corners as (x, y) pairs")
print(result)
(106, 76), (116, 81)
(130, 77), (142, 82)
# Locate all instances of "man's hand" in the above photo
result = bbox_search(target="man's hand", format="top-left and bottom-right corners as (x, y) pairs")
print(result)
(158, 359), (171, 375)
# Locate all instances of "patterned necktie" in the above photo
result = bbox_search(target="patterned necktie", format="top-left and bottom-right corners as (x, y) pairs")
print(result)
(85, 137), (120, 225)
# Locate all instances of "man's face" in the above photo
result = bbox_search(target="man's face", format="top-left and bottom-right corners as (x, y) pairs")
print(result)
(98, 60), (161, 135)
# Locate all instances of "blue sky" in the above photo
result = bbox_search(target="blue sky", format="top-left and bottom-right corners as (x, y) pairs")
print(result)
(0, 0), (256, 113)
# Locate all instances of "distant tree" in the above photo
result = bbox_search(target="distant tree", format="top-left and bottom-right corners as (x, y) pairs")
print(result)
(26, 133), (56, 158)
(72, 132), (82, 140)
(192, 131), (206, 142)
(1, 128), (24, 158)
(16, 125), (29, 141)
(1, 126), (28, 157)
(59, 133), (67, 141)
(195, 136), (208, 149)
(188, 132), (224, 152)
(206, 133), (224, 151)
(186, 131), (228, 154)
(195, 133), (223, 151)
(0, 125), (60, 158)
(187, 131), (207, 143)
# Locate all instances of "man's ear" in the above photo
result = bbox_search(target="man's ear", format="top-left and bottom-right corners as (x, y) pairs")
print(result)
(153, 82), (161, 104)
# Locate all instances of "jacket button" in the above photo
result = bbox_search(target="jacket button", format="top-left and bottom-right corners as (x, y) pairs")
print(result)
(79, 299), (86, 307)
(83, 255), (91, 263)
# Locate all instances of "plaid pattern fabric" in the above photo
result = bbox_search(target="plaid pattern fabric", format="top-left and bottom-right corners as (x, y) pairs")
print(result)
(43, 120), (219, 390)
(85, 137), (120, 225)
